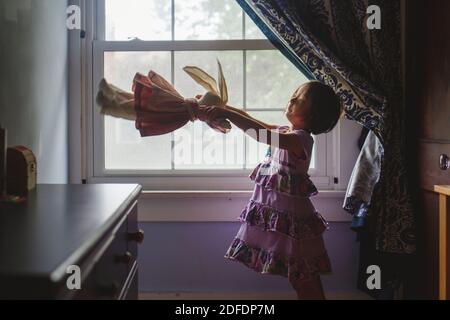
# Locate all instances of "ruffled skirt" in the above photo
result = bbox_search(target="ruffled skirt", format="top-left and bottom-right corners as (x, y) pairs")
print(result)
(224, 185), (332, 281)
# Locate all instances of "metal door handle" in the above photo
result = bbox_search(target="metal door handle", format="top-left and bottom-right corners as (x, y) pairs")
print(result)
(439, 154), (449, 170)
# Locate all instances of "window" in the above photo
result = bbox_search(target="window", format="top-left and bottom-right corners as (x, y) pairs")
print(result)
(86, 0), (341, 190)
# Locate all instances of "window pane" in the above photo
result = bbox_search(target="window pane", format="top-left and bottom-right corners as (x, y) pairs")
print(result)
(246, 50), (309, 109)
(245, 111), (288, 168)
(310, 143), (316, 169)
(173, 122), (245, 169)
(104, 119), (172, 170)
(174, 50), (243, 107)
(245, 15), (266, 39)
(104, 51), (172, 89)
(175, 0), (242, 40)
(103, 51), (172, 170)
(105, 0), (171, 40)
(173, 50), (245, 169)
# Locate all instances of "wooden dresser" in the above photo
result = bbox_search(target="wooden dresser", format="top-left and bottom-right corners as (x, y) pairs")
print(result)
(435, 185), (450, 300)
(0, 184), (143, 299)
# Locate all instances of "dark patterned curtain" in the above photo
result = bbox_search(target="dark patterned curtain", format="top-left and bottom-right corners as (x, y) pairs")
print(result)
(236, 0), (416, 297)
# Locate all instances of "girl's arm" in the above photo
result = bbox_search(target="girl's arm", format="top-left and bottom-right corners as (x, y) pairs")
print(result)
(224, 105), (278, 130)
(206, 107), (306, 158)
(194, 95), (277, 130)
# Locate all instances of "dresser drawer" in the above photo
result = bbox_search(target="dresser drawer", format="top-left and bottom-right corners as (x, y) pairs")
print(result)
(72, 201), (138, 299)
(126, 205), (140, 266)
(125, 204), (141, 299)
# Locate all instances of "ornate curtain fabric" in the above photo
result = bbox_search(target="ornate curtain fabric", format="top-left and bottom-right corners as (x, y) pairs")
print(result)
(236, 0), (416, 293)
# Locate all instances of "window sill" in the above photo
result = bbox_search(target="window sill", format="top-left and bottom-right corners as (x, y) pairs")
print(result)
(138, 190), (351, 222)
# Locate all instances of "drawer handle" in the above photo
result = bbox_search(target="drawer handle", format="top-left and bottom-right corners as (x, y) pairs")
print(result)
(115, 251), (134, 264)
(128, 229), (145, 244)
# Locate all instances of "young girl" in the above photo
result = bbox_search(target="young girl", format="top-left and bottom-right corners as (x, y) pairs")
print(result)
(204, 81), (342, 299)
(97, 78), (342, 299)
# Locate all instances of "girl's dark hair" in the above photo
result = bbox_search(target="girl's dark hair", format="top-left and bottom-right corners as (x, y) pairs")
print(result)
(305, 81), (343, 135)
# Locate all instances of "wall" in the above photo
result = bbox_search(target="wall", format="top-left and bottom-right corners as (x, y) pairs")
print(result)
(0, 0), (69, 183)
(138, 221), (362, 298)
(409, 0), (450, 299)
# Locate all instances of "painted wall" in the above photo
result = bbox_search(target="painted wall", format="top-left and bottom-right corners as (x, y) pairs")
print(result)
(0, 0), (69, 183)
(138, 222), (361, 296)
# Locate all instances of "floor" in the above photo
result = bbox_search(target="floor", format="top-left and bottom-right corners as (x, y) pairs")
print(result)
(139, 291), (373, 300)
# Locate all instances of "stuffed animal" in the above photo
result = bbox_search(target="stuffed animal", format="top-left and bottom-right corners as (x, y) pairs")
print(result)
(96, 59), (232, 136)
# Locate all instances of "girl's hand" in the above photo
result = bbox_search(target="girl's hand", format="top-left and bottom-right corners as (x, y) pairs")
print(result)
(204, 106), (229, 122)
(183, 98), (199, 108)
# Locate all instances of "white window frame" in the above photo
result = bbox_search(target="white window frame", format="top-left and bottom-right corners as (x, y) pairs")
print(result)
(72, 0), (346, 191)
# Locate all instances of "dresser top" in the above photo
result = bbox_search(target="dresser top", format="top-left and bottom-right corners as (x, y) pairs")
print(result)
(435, 185), (450, 196)
(0, 184), (142, 282)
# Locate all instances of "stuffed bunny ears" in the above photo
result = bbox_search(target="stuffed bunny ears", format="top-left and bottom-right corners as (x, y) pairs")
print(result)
(183, 59), (228, 107)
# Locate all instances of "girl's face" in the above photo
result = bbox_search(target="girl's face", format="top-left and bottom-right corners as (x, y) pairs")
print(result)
(285, 84), (311, 126)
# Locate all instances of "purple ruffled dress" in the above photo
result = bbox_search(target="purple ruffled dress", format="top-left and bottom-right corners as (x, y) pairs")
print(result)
(224, 126), (332, 281)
